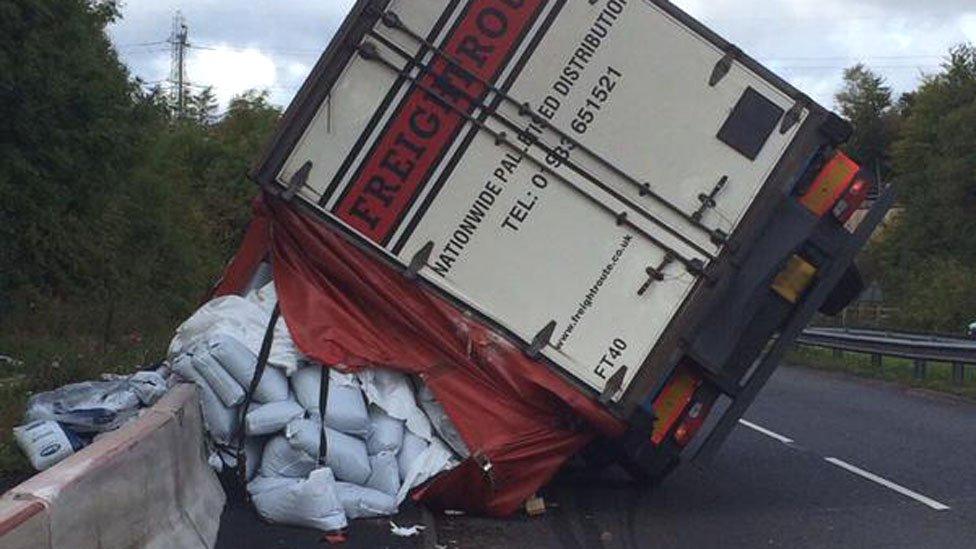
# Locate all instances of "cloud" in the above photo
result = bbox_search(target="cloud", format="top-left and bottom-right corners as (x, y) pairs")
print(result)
(187, 46), (277, 107)
(110, 0), (975, 110)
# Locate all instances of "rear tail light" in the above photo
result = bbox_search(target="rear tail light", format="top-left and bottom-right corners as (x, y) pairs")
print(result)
(673, 399), (713, 447)
(832, 173), (873, 224)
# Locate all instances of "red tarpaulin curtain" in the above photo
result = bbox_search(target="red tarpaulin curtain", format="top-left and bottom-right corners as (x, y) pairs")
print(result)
(214, 195), (625, 516)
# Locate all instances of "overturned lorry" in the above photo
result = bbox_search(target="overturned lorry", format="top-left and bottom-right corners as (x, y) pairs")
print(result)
(231, 0), (892, 512)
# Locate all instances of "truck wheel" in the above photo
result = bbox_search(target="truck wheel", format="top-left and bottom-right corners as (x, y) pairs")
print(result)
(613, 433), (682, 488)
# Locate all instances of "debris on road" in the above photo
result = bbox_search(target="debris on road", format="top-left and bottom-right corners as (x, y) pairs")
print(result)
(389, 521), (426, 538)
(525, 495), (546, 517)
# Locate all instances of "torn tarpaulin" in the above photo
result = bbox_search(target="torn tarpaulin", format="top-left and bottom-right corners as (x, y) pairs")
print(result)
(212, 195), (626, 516)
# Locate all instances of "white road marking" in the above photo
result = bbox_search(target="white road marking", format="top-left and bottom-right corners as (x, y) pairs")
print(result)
(738, 419), (794, 444)
(824, 457), (951, 511)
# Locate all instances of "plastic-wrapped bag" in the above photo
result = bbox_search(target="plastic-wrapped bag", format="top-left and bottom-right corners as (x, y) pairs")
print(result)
(208, 335), (289, 403)
(365, 452), (400, 496)
(192, 351), (245, 407)
(99, 371), (169, 406)
(398, 431), (429, 480)
(284, 419), (371, 485)
(336, 483), (398, 519)
(249, 468), (348, 532)
(291, 367), (370, 437)
(245, 400), (304, 436)
(367, 405), (404, 455)
(25, 381), (142, 433)
(13, 420), (85, 471)
(261, 435), (317, 479)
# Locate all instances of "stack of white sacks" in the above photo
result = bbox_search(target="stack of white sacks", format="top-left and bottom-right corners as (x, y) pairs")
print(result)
(168, 281), (462, 532)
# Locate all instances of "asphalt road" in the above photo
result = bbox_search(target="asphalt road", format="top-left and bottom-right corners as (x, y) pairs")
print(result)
(218, 365), (976, 548)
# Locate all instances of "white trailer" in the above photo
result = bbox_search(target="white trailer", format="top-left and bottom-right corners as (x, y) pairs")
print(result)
(255, 0), (893, 478)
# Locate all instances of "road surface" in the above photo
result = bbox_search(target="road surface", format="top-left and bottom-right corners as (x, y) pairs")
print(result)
(218, 365), (976, 548)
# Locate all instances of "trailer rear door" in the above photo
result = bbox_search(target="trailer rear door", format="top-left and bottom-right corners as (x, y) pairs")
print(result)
(258, 0), (814, 399)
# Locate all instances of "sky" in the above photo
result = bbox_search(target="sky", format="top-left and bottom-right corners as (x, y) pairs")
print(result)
(108, 0), (976, 111)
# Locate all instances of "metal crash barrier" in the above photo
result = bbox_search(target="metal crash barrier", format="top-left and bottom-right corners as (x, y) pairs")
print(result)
(797, 327), (976, 384)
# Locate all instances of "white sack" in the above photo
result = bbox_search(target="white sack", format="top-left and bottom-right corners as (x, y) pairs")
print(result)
(398, 431), (429, 480)
(249, 468), (348, 532)
(365, 452), (400, 496)
(171, 353), (203, 385)
(357, 369), (433, 440)
(13, 420), (78, 471)
(284, 419), (371, 485)
(192, 351), (245, 407)
(200, 384), (239, 444)
(244, 436), (268, 481)
(367, 405), (405, 455)
(336, 483), (398, 520)
(418, 397), (470, 459)
(173, 355), (238, 444)
(208, 335), (289, 403)
(396, 438), (456, 504)
(261, 435), (317, 478)
(291, 367), (370, 437)
(245, 400), (304, 436)
(168, 293), (300, 375)
(290, 366), (320, 411)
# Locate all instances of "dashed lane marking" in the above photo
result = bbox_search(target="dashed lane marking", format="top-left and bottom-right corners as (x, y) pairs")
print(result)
(738, 419), (794, 444)
(825, 457), (951, 511)
(738, 418), (951, 511)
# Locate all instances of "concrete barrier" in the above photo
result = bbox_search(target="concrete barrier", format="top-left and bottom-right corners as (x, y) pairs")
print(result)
(0, 384), (225, 548)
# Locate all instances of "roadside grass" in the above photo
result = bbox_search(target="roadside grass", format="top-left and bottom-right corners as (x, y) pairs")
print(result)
(0, 330), (173, 481)
(787, 346), (976, 401)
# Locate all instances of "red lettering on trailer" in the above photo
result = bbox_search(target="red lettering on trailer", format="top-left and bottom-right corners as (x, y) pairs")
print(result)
(334, 0), (548, 245)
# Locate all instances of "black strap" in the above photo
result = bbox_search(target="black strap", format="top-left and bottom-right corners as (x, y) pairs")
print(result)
(317, 364), (330, 466)
(236, 303), (281, 492)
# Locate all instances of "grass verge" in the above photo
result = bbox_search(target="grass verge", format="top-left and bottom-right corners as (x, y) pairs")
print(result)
(787, 346), (976, 401)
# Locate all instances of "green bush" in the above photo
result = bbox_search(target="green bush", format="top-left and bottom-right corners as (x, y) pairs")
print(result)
(0, 0), (281, 477)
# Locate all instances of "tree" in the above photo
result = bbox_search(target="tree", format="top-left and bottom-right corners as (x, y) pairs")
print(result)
(871, 45), (976, 331)
(835, 64), (898, 179)
(0, 0), (283, 340)
(0, 0), (144, 311)
(184, 87), (220, 125)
